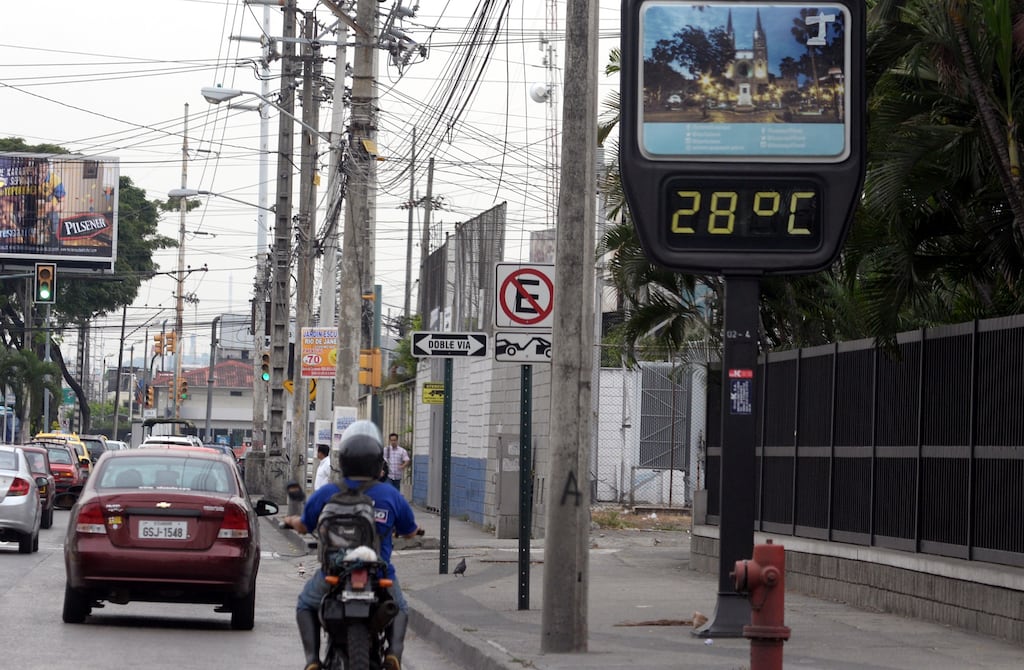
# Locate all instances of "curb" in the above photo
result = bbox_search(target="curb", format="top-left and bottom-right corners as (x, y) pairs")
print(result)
(406, 594), (521, 670)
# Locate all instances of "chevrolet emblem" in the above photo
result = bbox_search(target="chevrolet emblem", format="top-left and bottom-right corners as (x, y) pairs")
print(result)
(156, 502), (172, 509)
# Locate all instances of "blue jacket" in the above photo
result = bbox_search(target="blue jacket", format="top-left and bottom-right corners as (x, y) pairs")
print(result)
(300, 477), (417, 578)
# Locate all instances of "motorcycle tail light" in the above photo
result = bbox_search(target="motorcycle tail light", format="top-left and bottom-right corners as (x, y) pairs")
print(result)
(217, 504), (250, 539)
(75, 501), (107, 534)
(324, 575), (340, 586)
(379, 578), (393, 588)
(350, 568), (368, 590)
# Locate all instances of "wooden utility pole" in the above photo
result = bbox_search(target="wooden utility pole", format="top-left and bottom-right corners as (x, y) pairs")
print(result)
(541, 0), (598, 653)
(267, 0), (297, 503)
(290, 12), (321, 511)
(336, 0), (378, 409)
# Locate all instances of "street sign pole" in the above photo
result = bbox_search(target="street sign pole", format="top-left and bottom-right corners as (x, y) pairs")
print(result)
(439, 357), (453, 574)
(694, 276), (759, 637)
(518, 363), (533, 610)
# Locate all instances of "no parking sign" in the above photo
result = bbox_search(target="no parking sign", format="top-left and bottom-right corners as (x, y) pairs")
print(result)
(495, 263), (555, 329)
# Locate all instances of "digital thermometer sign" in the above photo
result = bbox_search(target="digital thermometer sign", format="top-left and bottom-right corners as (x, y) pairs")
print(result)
(620, 1), (865, 274)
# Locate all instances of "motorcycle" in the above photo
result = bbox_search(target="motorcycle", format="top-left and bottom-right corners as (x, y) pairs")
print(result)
(319, 545), (399, 670)
(283, 480), (400, 670)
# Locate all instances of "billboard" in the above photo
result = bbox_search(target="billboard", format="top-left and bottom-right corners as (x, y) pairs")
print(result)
(0, 152), (118, 270)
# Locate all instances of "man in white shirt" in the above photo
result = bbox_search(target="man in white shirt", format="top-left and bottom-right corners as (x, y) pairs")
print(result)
(384, 433), (410, 492)
(313, 444), (331, 490)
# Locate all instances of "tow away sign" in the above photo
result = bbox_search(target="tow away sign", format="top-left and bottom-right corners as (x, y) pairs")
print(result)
(411, 331), (488, 358)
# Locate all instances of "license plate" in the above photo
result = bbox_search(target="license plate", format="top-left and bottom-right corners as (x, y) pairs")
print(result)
(138, 519), (189, 540)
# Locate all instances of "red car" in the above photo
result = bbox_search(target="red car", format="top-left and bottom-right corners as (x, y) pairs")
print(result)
(62, 448), (279, 630)
(18, 445), (56, 529)
(37, 441), (83, 497)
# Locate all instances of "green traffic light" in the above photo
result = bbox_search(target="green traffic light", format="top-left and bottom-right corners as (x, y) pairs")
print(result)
(38, 286), (51, 300)
(261, 370), (270, 382)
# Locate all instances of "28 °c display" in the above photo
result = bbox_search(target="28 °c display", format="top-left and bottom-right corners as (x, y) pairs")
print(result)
(663, 178), (821, 252)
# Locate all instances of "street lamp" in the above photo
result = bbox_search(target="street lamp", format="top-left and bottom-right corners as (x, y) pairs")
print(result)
(166, 188), (276, 212)
(201, 87), (341, 149)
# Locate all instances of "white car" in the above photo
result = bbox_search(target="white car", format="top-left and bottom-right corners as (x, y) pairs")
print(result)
(141, 435), (202, 448)
(104, 440), (129, 451)
(0, 445), (44, 553)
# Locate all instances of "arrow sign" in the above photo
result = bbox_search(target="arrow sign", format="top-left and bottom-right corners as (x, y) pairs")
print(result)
(411, 331), (488, 358)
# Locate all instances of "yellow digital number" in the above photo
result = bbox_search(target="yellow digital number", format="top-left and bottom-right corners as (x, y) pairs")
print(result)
(753, 191), (781, 218)
(708, 191), (737, 234)
(671, 191), (700, 234)
(787, 191), (815, 235)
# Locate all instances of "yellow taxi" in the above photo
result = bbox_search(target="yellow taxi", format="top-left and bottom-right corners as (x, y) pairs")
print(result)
(32, 432), (92, 479)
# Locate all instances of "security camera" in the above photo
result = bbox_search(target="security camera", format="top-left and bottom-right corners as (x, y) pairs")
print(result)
(529, 82), (551, 103)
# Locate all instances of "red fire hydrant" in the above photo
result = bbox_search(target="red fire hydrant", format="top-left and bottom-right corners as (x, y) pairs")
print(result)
(732, 539), (791, 670)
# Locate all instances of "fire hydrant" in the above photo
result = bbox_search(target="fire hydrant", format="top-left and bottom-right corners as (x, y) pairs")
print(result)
(732, 539), (791, 670)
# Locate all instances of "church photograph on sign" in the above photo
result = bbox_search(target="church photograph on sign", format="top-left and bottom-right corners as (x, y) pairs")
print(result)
(638, 2), (849, 159)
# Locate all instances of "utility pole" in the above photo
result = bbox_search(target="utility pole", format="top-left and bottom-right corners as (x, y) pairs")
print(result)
(290, 11), (322, 510)
(416, 157), (434, 321)
(251, 0), (273, 452)
(267, 0), (298, 504)
(541, 0), (598, 654)
(317, 9), (349, 425)
(403, 128), (415, 326)
(174, 103), (189, 419)
(336, 0), (379, 410)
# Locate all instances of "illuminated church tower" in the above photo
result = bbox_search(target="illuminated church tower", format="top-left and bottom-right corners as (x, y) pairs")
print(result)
(725, 9), (770, 108)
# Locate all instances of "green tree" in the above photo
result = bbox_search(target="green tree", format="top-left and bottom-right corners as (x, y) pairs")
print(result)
(0, 138), (176, 430)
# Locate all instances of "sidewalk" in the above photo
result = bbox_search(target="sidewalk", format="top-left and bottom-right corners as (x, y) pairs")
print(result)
(396, 507), (1024, 670)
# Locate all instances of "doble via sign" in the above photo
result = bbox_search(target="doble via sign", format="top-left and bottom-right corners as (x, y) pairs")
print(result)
(411, 332), (488, 358)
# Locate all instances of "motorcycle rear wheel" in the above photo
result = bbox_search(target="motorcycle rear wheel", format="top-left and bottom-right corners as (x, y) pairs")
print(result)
(346, 620), (372, 669)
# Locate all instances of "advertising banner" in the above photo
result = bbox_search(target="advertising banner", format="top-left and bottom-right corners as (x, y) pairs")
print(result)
(0, 153), (118, 269)
(300, 327), (338, 378)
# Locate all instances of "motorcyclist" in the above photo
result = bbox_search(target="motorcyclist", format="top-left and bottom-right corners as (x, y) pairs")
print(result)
(282, 420), (420, 670)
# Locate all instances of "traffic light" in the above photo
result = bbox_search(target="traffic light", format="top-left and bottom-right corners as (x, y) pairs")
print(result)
(178, 378), (188, 400)
(146, 385), (154, 407)
(260, 352), (271, 382)
(165, 332), (177, 354)
(34, 263), (56, 304)
(358, 348), (382, 388)
(153, 334), (165, 355)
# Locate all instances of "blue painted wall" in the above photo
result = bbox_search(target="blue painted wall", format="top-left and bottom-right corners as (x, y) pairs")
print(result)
(411, 454), (486, 525)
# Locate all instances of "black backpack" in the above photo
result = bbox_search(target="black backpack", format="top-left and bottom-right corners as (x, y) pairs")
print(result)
(315, 481), (380, 571)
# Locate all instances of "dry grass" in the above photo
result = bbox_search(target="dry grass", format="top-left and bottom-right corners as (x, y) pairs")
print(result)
(591, 506), (692, 532)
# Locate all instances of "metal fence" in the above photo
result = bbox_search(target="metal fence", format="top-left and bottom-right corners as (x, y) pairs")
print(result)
(592, 356), (706, 508)
(705, 315), (1024, 569)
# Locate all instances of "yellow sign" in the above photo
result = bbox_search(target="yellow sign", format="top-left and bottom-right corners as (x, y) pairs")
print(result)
(422, 382), (445, 404)
(283, 378), (317, 401)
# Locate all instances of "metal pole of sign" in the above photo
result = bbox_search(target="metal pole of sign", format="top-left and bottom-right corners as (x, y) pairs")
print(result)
(694, 275), (759, 638)
(438, 356), (453, 574)
(518, 363), (533, 610)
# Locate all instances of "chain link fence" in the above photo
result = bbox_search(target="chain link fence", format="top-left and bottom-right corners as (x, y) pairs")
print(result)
(591, 346), (708, 509)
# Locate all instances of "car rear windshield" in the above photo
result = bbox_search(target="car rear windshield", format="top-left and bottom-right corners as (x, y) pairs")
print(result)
(25, 452), (47, 473)
(0, 451), (17, 470)
(98, 457), (236, 494)
(46, 448), (73, 465)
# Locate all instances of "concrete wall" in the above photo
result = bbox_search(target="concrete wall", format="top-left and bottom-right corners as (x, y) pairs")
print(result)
(690, 525), (1024, 645)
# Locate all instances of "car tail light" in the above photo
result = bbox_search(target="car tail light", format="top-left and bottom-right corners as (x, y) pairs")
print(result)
(217, 504), (250, 539)
(75, 501), (107, 534)
(7, 477), (30, 496)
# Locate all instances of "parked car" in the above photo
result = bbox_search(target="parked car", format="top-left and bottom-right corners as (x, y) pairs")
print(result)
(35, 441), (84, 497)
(0, 445), (44, 553)
(18, 445), (55, 529)
(62, 448), (279, 629)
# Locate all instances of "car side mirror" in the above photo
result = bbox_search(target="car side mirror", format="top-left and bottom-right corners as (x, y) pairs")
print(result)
(254, 499), (279, 517)
(35, 476), (49, 489)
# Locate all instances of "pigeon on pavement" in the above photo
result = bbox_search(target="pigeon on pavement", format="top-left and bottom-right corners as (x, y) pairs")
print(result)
(453, 557), (467, 576)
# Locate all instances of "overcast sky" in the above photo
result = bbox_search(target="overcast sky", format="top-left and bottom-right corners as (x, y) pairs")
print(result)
(0, 0), (621, 374)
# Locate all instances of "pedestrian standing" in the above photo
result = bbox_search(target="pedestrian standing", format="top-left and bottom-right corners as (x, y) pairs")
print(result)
(313, 443), (331, 490)
(384, 433), (410, 492)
